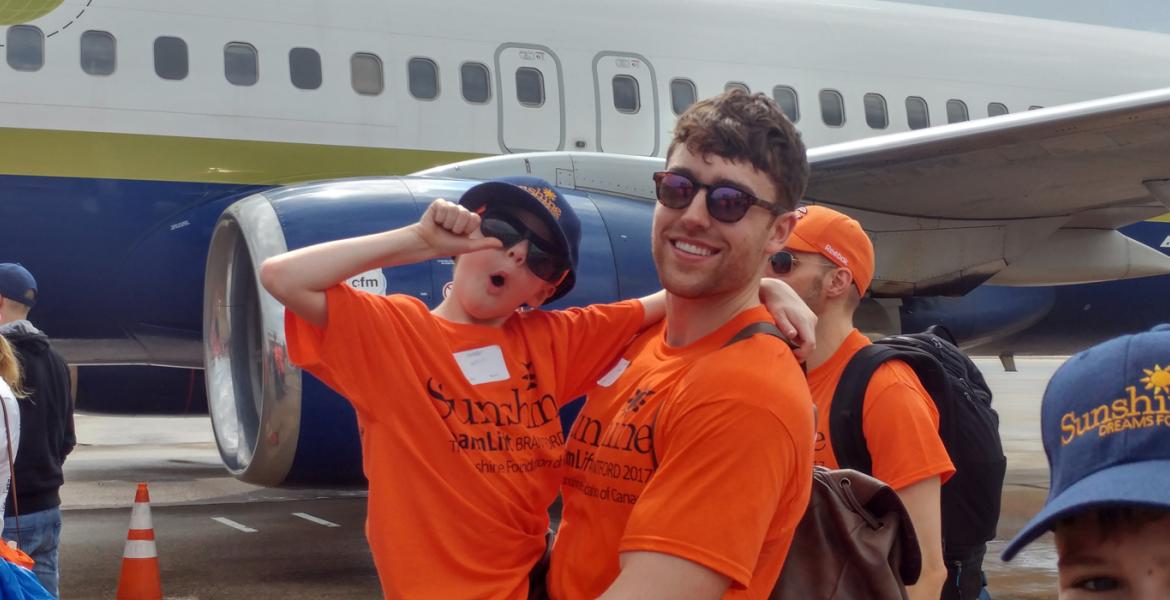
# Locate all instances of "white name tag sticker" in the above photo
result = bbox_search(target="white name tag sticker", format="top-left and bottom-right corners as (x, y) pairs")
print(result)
(453, 345), (510, 385)
(597, 358), (630, 387)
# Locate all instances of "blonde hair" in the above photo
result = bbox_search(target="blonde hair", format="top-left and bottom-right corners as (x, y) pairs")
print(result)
(0, 336), (24, 397)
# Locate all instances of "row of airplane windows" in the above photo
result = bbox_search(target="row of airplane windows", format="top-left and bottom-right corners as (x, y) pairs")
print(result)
(4, 26), (546, 104)
(5, 25), (1041, 130)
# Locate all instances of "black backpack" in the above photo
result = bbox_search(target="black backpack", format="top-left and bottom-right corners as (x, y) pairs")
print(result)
(828, 326), (1006, 558)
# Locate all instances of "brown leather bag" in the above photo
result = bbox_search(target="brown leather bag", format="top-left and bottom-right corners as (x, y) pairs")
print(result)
(772, 467), (922, 599)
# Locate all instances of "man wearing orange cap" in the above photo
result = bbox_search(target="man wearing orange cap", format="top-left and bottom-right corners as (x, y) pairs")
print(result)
(767, 205), (954, 600)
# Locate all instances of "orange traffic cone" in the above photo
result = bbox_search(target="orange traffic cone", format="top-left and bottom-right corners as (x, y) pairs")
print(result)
(116, 483), (162, 600)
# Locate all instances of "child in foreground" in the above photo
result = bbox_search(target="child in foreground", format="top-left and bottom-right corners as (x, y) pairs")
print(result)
(1001, 324), (1170, 598)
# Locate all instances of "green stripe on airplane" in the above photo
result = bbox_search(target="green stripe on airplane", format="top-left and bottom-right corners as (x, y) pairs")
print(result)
(0, 0), (62, 25)
(0, 127), (484, 184)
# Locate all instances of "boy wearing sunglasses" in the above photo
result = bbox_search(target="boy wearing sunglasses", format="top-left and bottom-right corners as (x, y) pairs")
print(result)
(548, 90), (816, 600)
(765, 205), (954, 600)
(260, 175), (813, 599)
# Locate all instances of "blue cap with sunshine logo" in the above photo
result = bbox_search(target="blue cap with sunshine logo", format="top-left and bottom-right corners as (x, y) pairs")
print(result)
(1002, 324), (1170, 561)
(458, 176), (581, 302)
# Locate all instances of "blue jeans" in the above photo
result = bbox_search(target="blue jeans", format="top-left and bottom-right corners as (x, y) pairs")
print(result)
(3, 507), (61, 598)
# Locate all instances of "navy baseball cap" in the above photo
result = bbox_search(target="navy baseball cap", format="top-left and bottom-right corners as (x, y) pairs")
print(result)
(458, 176), (581, 302)
(1002, 324), (1170, 561)
(0, 263), (37, 308)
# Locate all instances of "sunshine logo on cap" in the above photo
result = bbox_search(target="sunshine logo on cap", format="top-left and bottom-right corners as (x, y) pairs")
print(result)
(1144, 364), (1170, 394)
(1060, 363), (1170, 445)
(518, 186), (562, 219)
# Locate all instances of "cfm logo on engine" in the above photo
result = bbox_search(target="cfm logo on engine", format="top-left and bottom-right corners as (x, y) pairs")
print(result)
(346, 269), (387, 296)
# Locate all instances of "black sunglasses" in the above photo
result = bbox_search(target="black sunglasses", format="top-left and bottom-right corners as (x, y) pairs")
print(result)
(770, 250), (838, 275)
(479, 212), (569, 284)
(652, 171), (783, 223)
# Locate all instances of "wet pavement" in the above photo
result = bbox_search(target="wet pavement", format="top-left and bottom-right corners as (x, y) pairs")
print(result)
(975, 357), (1062, 599)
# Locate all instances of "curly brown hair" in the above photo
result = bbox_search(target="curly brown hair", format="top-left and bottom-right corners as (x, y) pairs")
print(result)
(667, 89), (809, 211)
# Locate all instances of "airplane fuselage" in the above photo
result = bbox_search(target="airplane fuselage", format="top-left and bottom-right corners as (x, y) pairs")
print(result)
(2, 0), (1169, 360)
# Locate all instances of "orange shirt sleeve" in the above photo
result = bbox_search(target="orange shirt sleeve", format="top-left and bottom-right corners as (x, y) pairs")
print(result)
(618, 368), (810, 588)
(284, 284), (425, 419)
(862, 360), (956, 490)
(532, 300), (645, 400)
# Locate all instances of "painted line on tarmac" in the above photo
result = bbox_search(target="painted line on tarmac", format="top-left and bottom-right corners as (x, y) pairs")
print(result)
(212, 517), (258, 533)
(293, 512), (341, 528)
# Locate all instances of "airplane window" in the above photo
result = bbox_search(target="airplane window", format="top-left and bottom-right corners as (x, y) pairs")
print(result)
(988, 102), (1009, 117)
(289, 47), (322, 90)
(224, 42), (258, 86)
(7, 25), (43, 72)
(726, 82), (750, 94)
(1028, 105), (1044, 110)
(613, 75), (640, 114)
(670, 78), (697, 115)
(80, 30), (115, 76)
(516, 67), (544, 107)
(461, 62), (490, 103)
(351, 53), (384, 95)
(864, 93), (888, 129)
(409, 57), (439, 100)
(772, 86), (799, 123)
(819, 89), (845, 127)
(154, 36), (188, 81)
(906, 96), (930, 130)
(946, 99), (969, 123)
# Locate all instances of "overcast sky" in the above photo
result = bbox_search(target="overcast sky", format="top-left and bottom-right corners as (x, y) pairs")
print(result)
(892, 0), (1170, 33)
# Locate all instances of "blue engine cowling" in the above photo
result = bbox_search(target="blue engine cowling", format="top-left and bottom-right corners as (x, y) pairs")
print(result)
(203, 176), (658, 485)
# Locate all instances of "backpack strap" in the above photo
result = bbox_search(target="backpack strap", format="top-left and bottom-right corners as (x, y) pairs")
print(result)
(829, 344), (948, 475)
(1, 397), (19, 548)
(648, 322), (795, 469)
(722, 321), (792, 349)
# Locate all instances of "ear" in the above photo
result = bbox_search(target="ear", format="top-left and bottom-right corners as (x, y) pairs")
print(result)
(765, 211), (798, 256)
(527, 282), (557, 308)
(823, 268), (855, 300)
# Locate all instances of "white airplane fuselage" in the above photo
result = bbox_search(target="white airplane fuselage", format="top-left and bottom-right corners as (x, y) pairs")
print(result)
(4, 0), (1170, 162)
(2, 0), (1170, 367)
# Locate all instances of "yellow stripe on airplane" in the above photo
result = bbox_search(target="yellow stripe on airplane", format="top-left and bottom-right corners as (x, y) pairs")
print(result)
(0, 0), (62, 25)
(0, 127), (483, 185)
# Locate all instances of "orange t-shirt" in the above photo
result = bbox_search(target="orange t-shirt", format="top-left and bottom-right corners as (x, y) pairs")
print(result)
(549, 307), (815, 600)
(285, 285), (645, 599)
(807, 329), (955, 490)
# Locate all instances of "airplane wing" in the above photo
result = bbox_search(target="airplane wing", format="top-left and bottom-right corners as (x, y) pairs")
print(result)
(419, 87), (1170, 296)
(806, 87), (1170, 295)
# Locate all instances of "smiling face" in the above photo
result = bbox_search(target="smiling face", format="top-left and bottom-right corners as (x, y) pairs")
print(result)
(1055, 509), (1170, 599)
(651, 146), (794, 300)
(448, 207), (558, 324)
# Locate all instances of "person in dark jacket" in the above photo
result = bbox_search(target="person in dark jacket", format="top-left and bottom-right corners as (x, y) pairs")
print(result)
(0, 263), (75, 599)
